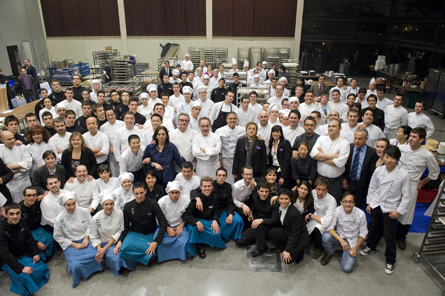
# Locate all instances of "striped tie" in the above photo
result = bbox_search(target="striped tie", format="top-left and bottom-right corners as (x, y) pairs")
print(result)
(350, 148), (361, 181)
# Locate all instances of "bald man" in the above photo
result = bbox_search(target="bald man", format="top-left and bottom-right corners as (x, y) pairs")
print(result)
(83, 117), (110, 170)
(318, 110), (340, 136)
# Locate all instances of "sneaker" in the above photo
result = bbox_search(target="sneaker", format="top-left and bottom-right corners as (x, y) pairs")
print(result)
(312, 249), (322, 259)
(359, 246), (374, 256)
(385, 263), (394, 275)
(398, 239), (407, 250)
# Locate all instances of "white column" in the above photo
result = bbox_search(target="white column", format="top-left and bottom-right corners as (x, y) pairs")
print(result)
(117, 0), (128, 55)
(293, 0), (304, 60)
(206, 0), (213, 47)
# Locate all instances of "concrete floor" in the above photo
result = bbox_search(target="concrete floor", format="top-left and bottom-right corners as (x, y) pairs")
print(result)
(0, 233), (443, 296)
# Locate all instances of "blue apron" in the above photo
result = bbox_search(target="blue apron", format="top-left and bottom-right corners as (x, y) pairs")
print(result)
(155, 225), (193, 262)
(101, 242), (136, 276)
(119, 231), (156, 265)
(218, 211), (244, 243)
(31, 227), (58, 261)
(185, 219), (226, 256)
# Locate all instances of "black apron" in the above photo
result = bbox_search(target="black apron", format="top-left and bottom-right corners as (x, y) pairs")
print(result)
(212, 103), (232, 132)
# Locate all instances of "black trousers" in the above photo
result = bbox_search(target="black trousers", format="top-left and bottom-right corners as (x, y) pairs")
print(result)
(395, 222), (411, 241)
(345, 179), (367, 207)
(269, 227), (304, 263)
(23, 89), (36, 102)
(236, 224), (271, 252)
(235, 207), (251, 230)
(309, 227), (323, 250)
(320, 174), (343, 205)
(366, 206), (397, 264)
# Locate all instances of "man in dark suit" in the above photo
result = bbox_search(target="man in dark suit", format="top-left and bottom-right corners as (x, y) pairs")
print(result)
(159, 60), (173, 80)
(309, 75), (330, 98)
(17, 67), (36, 102)
(342, 128), (378, 207)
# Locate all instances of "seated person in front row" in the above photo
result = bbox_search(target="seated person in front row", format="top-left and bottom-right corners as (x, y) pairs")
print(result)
(321, 192), (368, 273)
(232, 166), (257, 228)
(184, 176), (226, 259)
(64, 165), (100, 214)
(0, 203), (50, 296)
(19, 186), (58, 262)
(156, 181), (193, 262)
(235, 181), (280, 257)
(53, 191), (103, 287)
(116, 182), (167, 267)
(90, 193), (136, 276)
(113, 172), (135, 210)
(268, 189), (310, 264)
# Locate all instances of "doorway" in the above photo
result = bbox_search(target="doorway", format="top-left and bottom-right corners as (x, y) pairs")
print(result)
(6, 45), (21, 76)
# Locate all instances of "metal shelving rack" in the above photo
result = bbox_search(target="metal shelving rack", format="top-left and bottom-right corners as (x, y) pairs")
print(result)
(111, 56), (133, 82)
(188, 47), (201, 69)
(237, 47), (249, 69)
(282, 59), (299, 89)
(263, 48), (280, 68)
(249, 47), (263, 69)
(413, 183), (445, 295)
(92, 49), (120, 74)
(215, 48), (228, 64)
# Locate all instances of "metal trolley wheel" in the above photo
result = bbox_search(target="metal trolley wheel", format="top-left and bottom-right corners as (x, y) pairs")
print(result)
(412, 253), (421, 263)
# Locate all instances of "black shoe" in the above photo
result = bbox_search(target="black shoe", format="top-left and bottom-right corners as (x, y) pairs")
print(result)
(397, 239), (407, 250)
(295, 253), (304, 264)
(197, 247), (206, 259)
(269, 247), (281, 253)
(251, 248), (267, 257)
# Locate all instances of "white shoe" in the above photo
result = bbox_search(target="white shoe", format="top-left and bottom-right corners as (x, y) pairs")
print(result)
(385, 263), (394, 275)
(359, 246), (374, 256)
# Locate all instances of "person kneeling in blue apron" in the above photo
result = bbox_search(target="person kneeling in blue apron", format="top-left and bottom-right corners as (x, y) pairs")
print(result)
(156, 181), (194, 262)
(19, 186), (58, 262)
(53, 192), (103, 287)
(90, 193), (136, 275)
(183, 176), (226, 259)
(116, 182), (168, 267)
(0, 203), (49, 295)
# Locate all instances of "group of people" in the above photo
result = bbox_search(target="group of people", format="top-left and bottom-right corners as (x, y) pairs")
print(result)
(0, 58), (440, 295)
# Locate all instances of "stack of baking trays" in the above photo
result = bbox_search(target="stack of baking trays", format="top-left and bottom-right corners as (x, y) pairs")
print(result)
(202, 48), (216, 67)
(278, 48), (291, 66)
(188, 47), (202, 69)
(103, 79), (141, 98)
(249, 47), (263, 69)
(215, 48), (228, 64)
(237, 47), (249, 69)
(263, 48), (280, 68)
(282, 60), (299, 89)
(111, 57), (133, 82)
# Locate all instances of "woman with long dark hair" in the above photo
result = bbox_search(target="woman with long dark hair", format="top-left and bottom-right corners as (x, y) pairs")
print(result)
(268, 125), (292, 189)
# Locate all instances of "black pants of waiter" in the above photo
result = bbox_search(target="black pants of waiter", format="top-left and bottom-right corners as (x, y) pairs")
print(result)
(236, 224), (272, 253)
(395, 222), (411, 241)
(23, 89), (36, 102)
(366, 206), (397, 264)
(235, 207), (252, 230)
(269, 226), (304, 263)
(309, 227), (323, 251)
(319, 174), (343, 205)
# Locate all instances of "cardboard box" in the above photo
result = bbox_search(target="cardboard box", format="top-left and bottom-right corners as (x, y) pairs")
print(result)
(105, 46), (112, 50)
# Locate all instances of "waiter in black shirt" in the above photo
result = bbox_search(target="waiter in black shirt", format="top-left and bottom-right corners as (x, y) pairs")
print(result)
(359, 94), (385, 130)
(211, 78), (228, 103)
(158, 75), (173, 98)
(72, 75), (86, 102)
(227, 73), (241, 101)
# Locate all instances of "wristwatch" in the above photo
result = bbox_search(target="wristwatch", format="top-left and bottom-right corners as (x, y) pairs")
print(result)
(309, 213), (312, 219)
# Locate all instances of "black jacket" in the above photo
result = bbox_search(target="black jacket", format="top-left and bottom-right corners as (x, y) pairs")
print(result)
(115, 103), (129, 120)
(227, 83), (241, 100)
(211, 87), (227, 103)
(32, 164), (69, 195)
(360, 107), (385, 131)
(72, 85), (86, 102)
(145, 184), (166, 201)
(159, 67), (173, 80)
(232, 136), (267, 176)
(185, 189), (220, 224)
(0, 158), (14, 204)
(48, 90), (66, 105)
(247, 192), (280, 226)
(158, 82), (173, 98)
(213, 181), (236, 215)
(19, 200), (42, 231)
(291, 156), (317, 182)
(66, 125), (87, 134)
(61, 147), (98, 177)
(268, 140), (292, 179)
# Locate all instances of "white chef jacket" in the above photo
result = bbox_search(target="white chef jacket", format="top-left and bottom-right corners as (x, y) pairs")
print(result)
(268, 119), (281, 127)
(376, 97), (392, 110)
(249, 103), (263, 122)
(365, 89), (376, 100)
(40, 189), (68, 227)
(0, 144), (32, 203)
(158, 194), (190, 227)
(64, 179), (100, 210)
(365, 124), (385, 147)
(310, 135), (350, 178)
(299, 103), (326, 127)
(235, 108), (256, 127)
(143, 119), (174, 133)
(54, 207), (92, 250)
(340, 122), (358, 143)
(283, 126), (305, 146)
(100, 120), (126, 147)
(176, 100), (194, 116)
(408, 112), (435, 139)
(317, 124), (328, 136)
(147, 97), (162, 113)
(389, 138), (408, 147)
(194, 86), (213, 102)
(189, 115), (200, 131)
(326, 101), (349, 122)
(119, 148), (143, 175)
(62, 99), (83, 118)
(90, 91), (98, 103)
(198, 98), (215, 119)
(97, 177), (120, 193)
(209, 76), (220, 88)
(170, 127), (198, 165)
(174, 173), (201, 196)
(384, 104), (408, 131)
(257, 123), (272, 150)
(215, 125), (245, 158)
(113, 126), (149, 162)
(90, 208), (124, 247)
(270, 87), (276, 98)
(138, 104), (153, 120)
(181, 60), (193, 72)
(329, 86), (347, 103)
(49, 132), (71, 160)
(26, 141), (57, 173)
(164, 105), (175, 124)
(209, 102), (238, 124)
(367, 165), (410, 215)
(83, 130), (109, 164)
(327, 206), (368, 248)
(169, 94), (184, 110)
(306, 190), (337, 234)
(267, 96), (284, 110)
(232, 179), (255, 208)
(192, 132), (221, 178)
(113, 186), (135, 210)
(346, 86), (359, 96)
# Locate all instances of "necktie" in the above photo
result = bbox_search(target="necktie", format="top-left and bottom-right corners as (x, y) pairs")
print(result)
(24, 75), (30, 90)
(350, 148), (361, 181)
(319, 84), (322, 92)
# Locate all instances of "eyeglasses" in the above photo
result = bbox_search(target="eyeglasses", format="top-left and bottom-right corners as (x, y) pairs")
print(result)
(341, 200), (355, 204)
(178, 119), (190, 122)
(25, 194), (37, 197)
(304, 124), (315, 127)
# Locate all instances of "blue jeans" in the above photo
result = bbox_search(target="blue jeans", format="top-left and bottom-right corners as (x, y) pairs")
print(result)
(322, 232), (357, 273)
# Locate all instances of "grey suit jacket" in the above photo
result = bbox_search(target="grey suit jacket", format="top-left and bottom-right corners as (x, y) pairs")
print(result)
(309, 83), (329, 97)
(18, 75), (36, 96)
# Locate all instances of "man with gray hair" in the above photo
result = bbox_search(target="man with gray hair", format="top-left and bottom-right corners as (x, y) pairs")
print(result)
(170, 113), (198, 172)
(342, 128), (378, 207)
(192, 117), (221, 178)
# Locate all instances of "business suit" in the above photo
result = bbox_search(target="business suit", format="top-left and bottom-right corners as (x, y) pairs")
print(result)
(17, 74), (36, 102)
(0, 158), (14, 204)
(159, 67), (173, 80)
(269, 205), (310, 263)
(343, 144), (378, 206)
(309, 83), (330, 97)
(32, 164), (70, 196)
(268, 140), (292, 189)
(233, 136), (267, 180)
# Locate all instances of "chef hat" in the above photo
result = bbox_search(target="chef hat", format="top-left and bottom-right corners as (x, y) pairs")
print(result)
(172, 69), (180, 76)
(101, 192), (115, 204)
(278, 77), (288, 83)
(185, 53), (190, 57)
(196, 67), (202, 71)
(202, 74), (210, 80)
(289, 97), (300, 104)
(279, 109), (290, 117)
(269, 104), (280, 112)
(59, 191), (77, 207)
(119, 172), (134, 185)
(243, 60), (249, 67)
(147, 84), (157, 93)
(197, 85), (207, 93)
(91, 79), (102, 88)
(166, 181), (182, 193)
(139, 92), (150, 99)
(56, 102), (67, 111)
(268, 70), (275, 76)
(370, 77), (376, 84)
(262, 61), (267, 65)
(192, 100), (202, 108)
(253, 74), (260, 78)
(232, 58), (237, 65)
(182, 86), (193, 94)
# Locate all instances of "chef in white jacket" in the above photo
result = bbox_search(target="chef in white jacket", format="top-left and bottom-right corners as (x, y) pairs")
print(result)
(90, 193), (135, 275)
(53, 191), (103, 287)
(383, 94), (408, 139)
(112, 172), (135, 210)
(170, 113), (198, 172)
(298, 92), (326, 126)
(64, 165), (100, 213)
(83, 117), (109, 166)
(306, 177), (337, 259)
(40, 175), (67, 230)
(181, 54), (193, 74)
(100, 108), (125, 177)
(196, 85), (214, 119)
(408, 101), (435, 139)
(174, 161), (201, 195)
(0, 131), (32, 203)
(396, 127), (439, 249)
(215, 112), (246, 184)
(49, 118), (72, 161)
(192, 117), (222, 178)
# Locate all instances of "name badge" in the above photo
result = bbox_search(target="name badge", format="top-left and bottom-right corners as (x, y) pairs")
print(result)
(209, 206), (213, 209)
(147, 213), (153, 216)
